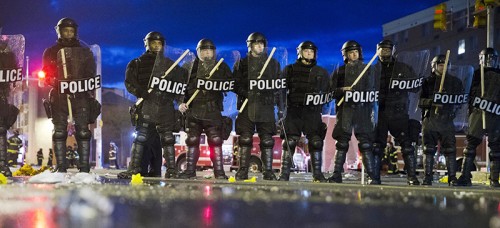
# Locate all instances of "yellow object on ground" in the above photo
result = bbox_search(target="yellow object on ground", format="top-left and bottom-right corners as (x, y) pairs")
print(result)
(130, 173), (144, 185)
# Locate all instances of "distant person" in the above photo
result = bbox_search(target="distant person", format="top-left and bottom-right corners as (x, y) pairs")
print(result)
(36, 148), (44, 166)
(7, 130), (22, 167)
(108, 142), (119, 169)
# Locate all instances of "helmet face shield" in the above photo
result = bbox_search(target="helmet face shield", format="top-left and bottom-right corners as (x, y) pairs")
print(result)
(297, 41), (317, 61)
(341, 40), (362, 63)
(246, 32), (267, 53)
(55, 18), (78, 40)
(479, 48), (499, 68)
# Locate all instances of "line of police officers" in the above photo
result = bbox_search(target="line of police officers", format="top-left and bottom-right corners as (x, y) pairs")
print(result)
(2, 17), (499, 188)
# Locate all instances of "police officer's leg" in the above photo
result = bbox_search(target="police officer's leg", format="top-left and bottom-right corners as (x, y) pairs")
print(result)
(258, 123), (277, 181)
(357, 134), (378, 185)
(422, 128), (438, 185)
(235, 115), (254, 180)
(52, 119), (68, 173)
(150, 132), (163, 177)
(206, 123), (227, 179)
(328, 132), (350, 183)
(373, 115), (389, 184)
(0, 126), (12, 177)
(178, 119), (200, 179)
(400, 141), (420, 185)
(74, 124), (92, 172)
(309, 134), (327, 182)
(278, 135), (298, 181)
(158, 123), (178, 179)
(489, 139), (500, 187)
(118, 124), (148, 179)
(442, 133), (458, 185)
(455, 135), (481, 186)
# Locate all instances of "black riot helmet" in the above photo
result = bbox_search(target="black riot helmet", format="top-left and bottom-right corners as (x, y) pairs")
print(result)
(196, 38), (216, 61)
(297, 41), (317, 62)
(196, 38), (216, 51)
(341, 40), (363, 63)
(479, 47), (499, 68)
(143, 31), (165, 52)
(246, 32), (267, 52)
(143, 31), (165, 47)
(377, 40), (395, 62)
(431, 54), (450, 73)
(54, 17), (78, 38)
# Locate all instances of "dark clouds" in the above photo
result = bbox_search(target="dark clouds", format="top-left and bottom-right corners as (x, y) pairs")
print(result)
(1, 0), (438, 88)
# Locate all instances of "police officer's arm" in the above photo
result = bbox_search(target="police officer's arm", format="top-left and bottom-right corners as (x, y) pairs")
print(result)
(418, 78), (433, 112)
(233, 59), (247, 99)
(124, 60), (145, 98)
(84, 48), (97, 80)
(331, 69), (344, 100)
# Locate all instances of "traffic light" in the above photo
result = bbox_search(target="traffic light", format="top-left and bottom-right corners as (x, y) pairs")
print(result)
(473, 0), (487, 28)
(36, 70), (46, 87)
(434, 3), (447, 31)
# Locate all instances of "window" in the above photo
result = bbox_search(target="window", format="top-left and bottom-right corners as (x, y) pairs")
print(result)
(458, 39), (465, 55)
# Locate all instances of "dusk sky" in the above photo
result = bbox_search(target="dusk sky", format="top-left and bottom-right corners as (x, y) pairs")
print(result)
(2, 0), (439, 89)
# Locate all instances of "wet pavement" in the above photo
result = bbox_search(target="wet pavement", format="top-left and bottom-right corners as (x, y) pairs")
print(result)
(1, 169), (500, 228)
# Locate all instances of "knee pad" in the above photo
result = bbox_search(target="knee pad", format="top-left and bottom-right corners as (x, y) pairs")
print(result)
(134, 131), (148, 144)
(423, 145), (436, 155)
(186, 135), (200, 147)
(208, 135), (223, 146)
(53, 127), (67, 141)
(463, 148), (476, 158)
(260, 136), (274, 149)
(309, 136), (323, 151)
(358, 143), (372, 151)
(401, 146), (414, 155)
(441, 147), (456, 156)
(161, 133), (175, 146)
(372, 146), (383, 156)
(239, 135), (253, 147)
(75, 129), (92, 141)
(336, 141), (349, 151)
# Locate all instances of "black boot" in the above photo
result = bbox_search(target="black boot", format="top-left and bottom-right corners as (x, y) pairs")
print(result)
(163, 145), (177, 179)
(454, 149), (475, 186)
(53, 140), (67, 173)
(360, 150), (379, 185)
(118, 143), (144, 179)
(422, 153), (434, 185)
(328, 149), (347, 183)
(77, 140), (91, 173)
(0, 130), (12, 177)
(445, 153), (458, 186)
(490, 160), (500, 187)
(403, 150), (420, 185)
(235, 146), (251, 180)
(211, 146), (228, 179)
(372, 146), (383, 184)
(178, 147), (199, 179)
(261, 148), (277, 180)
(278, 142), (294, 181)
(310, 151), (327, 182)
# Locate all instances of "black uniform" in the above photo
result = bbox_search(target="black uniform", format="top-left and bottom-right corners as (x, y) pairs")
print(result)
(119, 51), (186, 179)
(458, 67), (500, 186)
(140, 129), (162, 177)
(37, 149), (44, 166)
(278, 59), (328, 182)
(419, 72), (463, 185)
(329, 61), (378, 183)
(0, 46), (19, 176)
(42, 38), (99, 173)
(373, 58), (420, 185)
(178, 58), (232, 179)
(234, 54), (281, 180)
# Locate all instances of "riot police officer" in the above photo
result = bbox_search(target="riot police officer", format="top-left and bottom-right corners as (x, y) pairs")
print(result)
(419, 55), (465, 186)
(456, 48), (500, 187)
(42, 18), (100, 173)
(278, 41), (328, 182)
(329, 40), (378, 184)
(0, 37), (21, 176)
(120, 31), (187, 179)
(234, 32), (282, 180)
(372, 40), (420, 185)
(177, 39), (232, 179)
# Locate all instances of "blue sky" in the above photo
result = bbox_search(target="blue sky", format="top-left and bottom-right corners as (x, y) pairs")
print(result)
(1, 0), (440, 89)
